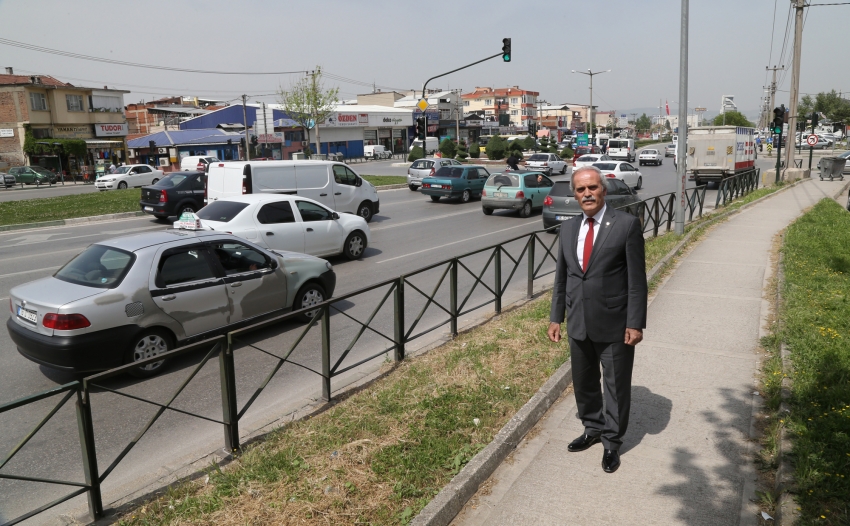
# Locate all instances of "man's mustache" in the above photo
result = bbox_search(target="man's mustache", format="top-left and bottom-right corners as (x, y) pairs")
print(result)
(582, 196), (597, 203)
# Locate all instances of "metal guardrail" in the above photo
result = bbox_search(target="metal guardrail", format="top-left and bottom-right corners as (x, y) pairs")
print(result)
(715, 168), (760, 208)
(616, 185), (707, 237)
(0, 183), (724, 524)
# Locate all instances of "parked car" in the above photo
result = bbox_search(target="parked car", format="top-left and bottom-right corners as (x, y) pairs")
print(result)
(2, 172), (16, 187)
(140, 171), (206, 220)
(524, 153), (569, 175)
(407, 158), (462, 190)
(481, 170), (553, 218)
(8, 166), (57, 185)
(180, 155), (219, 172)
(7, 229), (336, 377)
(574, 154), (612, 170)
(592, 161), (643, 190)
(420, 165), (490, 203)
(664, 144), (676, 157)
(198, 194), (370, 260)
(638, 149), (662, 166)
(95, 164), (163, 190)
(364, 145), (392, 159)
(542, 178), (640, 230)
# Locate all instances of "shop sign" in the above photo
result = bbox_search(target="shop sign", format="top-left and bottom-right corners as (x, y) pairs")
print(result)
(53, 125), (93, 139)
(325, 113), (369, 127)
(257, 133), (284, 143)
(0, 129), (14, 137)
(94, 123), (129, 137)
(379, 116), (409, 126)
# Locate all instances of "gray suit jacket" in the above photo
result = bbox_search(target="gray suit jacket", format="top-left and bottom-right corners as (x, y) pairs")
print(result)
(549, 207), (648, 342)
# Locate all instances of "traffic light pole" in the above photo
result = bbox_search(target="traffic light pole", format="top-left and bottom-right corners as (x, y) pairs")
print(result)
(775, 128), (782, 183)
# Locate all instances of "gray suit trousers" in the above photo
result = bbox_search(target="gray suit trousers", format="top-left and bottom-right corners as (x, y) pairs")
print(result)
(569, 337), (635, 451)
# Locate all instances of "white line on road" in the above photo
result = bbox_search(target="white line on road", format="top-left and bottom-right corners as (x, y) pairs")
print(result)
(0, 247), (82, 265)
(0, 266), (61, 280)
(376, 222), (537, 264)
(371, 208), (479, 231)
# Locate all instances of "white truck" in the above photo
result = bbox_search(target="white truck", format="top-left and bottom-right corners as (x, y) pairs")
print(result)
(685, 126), (756, 186)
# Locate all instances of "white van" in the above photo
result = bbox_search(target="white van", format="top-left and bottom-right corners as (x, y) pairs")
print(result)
(364, 145), (392, 159)
(607, 138), (636, 161)
(410, 137), (439, 154)
(206, 160), (380, 222)
(181, 155), (219, 172)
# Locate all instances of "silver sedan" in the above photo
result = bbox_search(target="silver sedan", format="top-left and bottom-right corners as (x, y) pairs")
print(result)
(7, 229), (336, 377)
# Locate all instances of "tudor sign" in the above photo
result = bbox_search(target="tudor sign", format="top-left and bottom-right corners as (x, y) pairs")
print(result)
(94, 123), (129, 137)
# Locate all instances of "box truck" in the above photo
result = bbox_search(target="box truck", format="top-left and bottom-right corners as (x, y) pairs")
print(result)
(686, 126), (756, 185)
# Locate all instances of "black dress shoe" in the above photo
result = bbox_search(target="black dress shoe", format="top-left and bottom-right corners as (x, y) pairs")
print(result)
(567, 433), (601, 452)
(602, 449), (620, 473)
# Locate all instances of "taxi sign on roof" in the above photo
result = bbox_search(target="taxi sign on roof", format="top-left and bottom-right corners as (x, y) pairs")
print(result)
(175, 212), (202, 230)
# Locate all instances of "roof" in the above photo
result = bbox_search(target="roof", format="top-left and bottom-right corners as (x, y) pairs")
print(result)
(147, 106), (210, 115)
(101, 229), (223, 252)
(127, 129), (244, 148)
(0, 74), (70, 87)
(462, 86), (539, 99)
(332, 104), (412, 113)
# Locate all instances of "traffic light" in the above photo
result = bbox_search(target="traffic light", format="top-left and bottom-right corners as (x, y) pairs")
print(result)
(415, 117), (425, 140)
(811, 112), (818, 129)
(251, 135), (259, 146)
(502, 38), (511, 62)
(149, 140), (156, 151)
(772, 106), (784, 134)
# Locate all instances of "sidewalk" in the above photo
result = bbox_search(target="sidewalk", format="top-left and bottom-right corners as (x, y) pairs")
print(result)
(450, 178), (850, 526)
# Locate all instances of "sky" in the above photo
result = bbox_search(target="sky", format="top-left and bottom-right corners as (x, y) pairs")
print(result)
(1, 0), (848, 121)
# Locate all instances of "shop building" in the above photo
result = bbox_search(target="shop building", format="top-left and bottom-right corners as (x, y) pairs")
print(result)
(127, 129), (244, 171)
(0, 68), (129, 178)
(319, 105), (413, 156)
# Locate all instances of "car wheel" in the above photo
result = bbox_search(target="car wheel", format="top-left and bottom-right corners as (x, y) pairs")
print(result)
(659, 160), (662, 165)
(519, 200), (532, 218)
(430, 195), (441, 202)
(153, 214), (169, 221)
(343, 230), (367, 260)
(118, 181), (128, 190)
(294, 282), (326, 323)
(409, 184), (418, 191)
(461, 189), (471, 203)
(356, 201), (373, 222)
(546, 168), (553, 176)
(179, 203), (196, 216)
(639, 161), (643, 166)
(560, 165), (567, 174)
(125, 329), (172, 378)
(151, 178), (159, 185)
(482, 207), (493, 215)
(636, 176), (643, 190)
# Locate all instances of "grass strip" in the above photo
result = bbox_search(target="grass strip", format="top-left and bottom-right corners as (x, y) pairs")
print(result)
(362, 175), (408, 186)
(776, 198), (850, 523)
(0, 188), (141, 226)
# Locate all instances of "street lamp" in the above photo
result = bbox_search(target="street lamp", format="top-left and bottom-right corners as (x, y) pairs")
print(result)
(571, 69), (610, 147)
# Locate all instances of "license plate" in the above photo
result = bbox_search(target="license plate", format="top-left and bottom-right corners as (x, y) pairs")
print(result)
(144, 206), (154, 211)
(555, 215), (570, 221)
(431, 184), (442, 189)
(17, 306), (37, 324)
(494, 192), (507, 197)
(704, 163), (717, 166)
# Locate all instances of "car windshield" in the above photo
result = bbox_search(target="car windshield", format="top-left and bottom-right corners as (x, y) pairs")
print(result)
(197, 201), (250, 223)
(642, 150), (658, 155)
(486, 173), (520, 187)
(55, 245), (135, 289)
(434, 167), (464, 178)
(527, 154), (549, 162)
(593, 163), (619, 171)
(577, 155), (599, 162)
(31, 167), (53, 176)
(114, 166), (132, 174)
(153, 173), (189, 188)
(411, 160), (433, 169)
(549, 181), (575, 197)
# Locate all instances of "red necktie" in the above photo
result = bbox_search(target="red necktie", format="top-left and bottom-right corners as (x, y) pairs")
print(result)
(583, 218), (595, 272)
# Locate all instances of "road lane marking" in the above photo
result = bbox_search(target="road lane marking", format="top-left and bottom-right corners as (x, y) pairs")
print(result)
(371, 208), (480, 231)
(0, 266), (61, 279)
(0, 247), (82, 264)
(0, 216), (156, 238)
(376, 222), (538, 264)
(0, 226), (162, 248)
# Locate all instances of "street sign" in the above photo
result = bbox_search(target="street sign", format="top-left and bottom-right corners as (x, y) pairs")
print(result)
(694, 107), (706, 112)
(416, 99), (429, 112)
(577, 133), (588, 147)
(806, 134), (818, 147)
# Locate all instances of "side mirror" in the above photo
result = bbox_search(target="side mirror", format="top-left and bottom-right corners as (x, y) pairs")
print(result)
(332, 212), (340, 220)
(270, 259), (278, 270)
(355, 177), (362, 187)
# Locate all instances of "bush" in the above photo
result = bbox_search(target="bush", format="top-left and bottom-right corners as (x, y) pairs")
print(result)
(507, 140), (524, 160)
(456, 140), (469, 161)
(561, 147), (574, 159)
(408, 146), (424, 162)
(469, 142), (480, 158)
(439, 138), (457, 159)
(486, 135), (507, 160)
(523, 135), (537, 151)
(538, 135), (550, 153)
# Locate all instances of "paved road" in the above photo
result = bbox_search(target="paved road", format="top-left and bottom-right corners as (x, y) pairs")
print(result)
(0, 154), (774, 521)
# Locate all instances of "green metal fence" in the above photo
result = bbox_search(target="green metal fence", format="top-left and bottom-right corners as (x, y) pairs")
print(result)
(715, 168), (761, 208)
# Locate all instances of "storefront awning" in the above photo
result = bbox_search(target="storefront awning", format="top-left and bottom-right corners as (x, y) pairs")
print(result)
(84, 139), (125, 147)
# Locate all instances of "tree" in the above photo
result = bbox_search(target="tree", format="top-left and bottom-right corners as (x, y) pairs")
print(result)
(456, 140), (469, 161)
(636, 113), (652, 134)
(561, 147), (574, 159)
(813, 90), (850, 123)
(539, 135), (550, 153)
(523, 135), (537, 151)
(277, 66), (339, 158)
(797, 94), (815, 119)
(486, 135), (507, 160)
(469, 142), (481, 159)
(408, 145), (424, 162)
(712, 111), (753, 127)
(507, 139), (524, 160)
(439, 138), (457, 159)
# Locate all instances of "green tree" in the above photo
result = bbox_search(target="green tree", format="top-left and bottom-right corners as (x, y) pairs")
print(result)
(561, 147), (574, 159)
(538, 135), (550, 153)
(812, 90), (850, 123)
(455, 140), (469, 161)
(712, 111), (754, 127)
(439, 138), (457, 159)
(469, 142), (481, 158)
(408, 145), (424, 162)
(523, 135), (537, 150)
(635, 113), (652, 133)
(277, 66), (339, 158)
(507, 140), (524, 160)
(797, 94), (815, 119)
(486, 135), (507, 160)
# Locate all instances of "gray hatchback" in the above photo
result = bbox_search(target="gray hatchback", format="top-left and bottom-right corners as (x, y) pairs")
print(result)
(541, 178), (641, 230)
(8, 229), (336, 377)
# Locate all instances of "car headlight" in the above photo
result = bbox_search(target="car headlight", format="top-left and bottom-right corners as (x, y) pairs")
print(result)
(325, 261), (332, 271)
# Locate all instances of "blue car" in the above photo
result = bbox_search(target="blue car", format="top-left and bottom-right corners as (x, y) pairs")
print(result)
(420, 164), (491, 203)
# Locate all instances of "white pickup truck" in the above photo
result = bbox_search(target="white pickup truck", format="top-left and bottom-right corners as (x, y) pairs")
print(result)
(95, 164), (164, 191)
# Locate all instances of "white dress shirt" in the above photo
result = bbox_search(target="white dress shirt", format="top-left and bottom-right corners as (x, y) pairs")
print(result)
(577, 204), (607, 269)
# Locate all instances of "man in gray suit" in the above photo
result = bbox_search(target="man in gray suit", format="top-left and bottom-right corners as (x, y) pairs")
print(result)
(547, 165), (647, 473)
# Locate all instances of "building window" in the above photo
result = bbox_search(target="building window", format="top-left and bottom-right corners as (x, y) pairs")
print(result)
(485, 99), (492, 105)
(89, 94), (123, 113)
(511, 97), (518, 104)
(485, 110), (494, 115)
(511, 110), (518, 115)
(463, 100), (469, 106)
(29, 92), (48, 111)
(66, 94), (84, 112)
(32, 128), (51, 139)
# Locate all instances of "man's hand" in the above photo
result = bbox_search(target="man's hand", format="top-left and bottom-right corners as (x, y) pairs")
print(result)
(548, 322), (562, 343)
(625, 328), (643, 346)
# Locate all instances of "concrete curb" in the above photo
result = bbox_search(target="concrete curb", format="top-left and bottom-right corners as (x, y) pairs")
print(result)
(0, 211), (146, 232)
(412, 177), (818, 526)
(376, 183), (409, 191)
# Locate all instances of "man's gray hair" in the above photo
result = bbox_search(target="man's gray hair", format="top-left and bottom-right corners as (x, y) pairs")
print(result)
(571, 165), (606, 188)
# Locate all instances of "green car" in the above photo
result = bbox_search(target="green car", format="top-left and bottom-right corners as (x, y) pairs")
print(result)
(8, 166), (57, 185)
(420, 164), (491, 203)
(481, 170), (554, 218)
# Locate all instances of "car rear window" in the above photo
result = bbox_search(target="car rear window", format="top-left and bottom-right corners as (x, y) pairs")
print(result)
(527, 154), (548, 162)
(411, 160), (434, 169)
(549, 181), (574, 197)
(642, 150), (658, 155)
(609, 140), (628, 148)
(153, 173), (189, 188)
(486, 173), (520, 187)
(197, 201), (250, 223)
(435, 167), (464, 178)
(55, 245), (135, 289)
(577, 155), (599, 162)
(593, 163), (618, 171)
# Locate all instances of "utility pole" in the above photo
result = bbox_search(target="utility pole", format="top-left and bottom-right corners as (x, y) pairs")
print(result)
(310, 70), (322, 159)
(241, 94), (250, 161)
(674, 0), (689, 236)
(262, 102), (268, 158)
(784, 0), (805, 177)
(630, 113), (637, 137)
